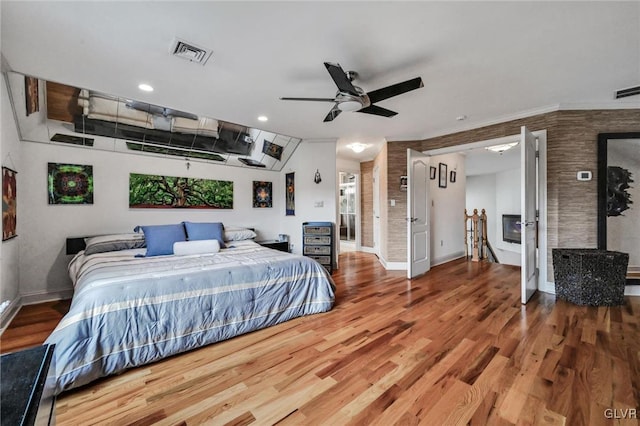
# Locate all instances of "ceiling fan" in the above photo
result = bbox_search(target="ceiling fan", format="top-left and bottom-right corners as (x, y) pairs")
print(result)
(280, 62), (424, 122)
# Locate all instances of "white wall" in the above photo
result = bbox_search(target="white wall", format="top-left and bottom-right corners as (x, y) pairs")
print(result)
(466, 173), (496, 254)
(466, 168), (521, 266)
(429, 153), (466, 265)
(1, 73), (22, 323)
(494, 168), (521, 265)
(281, 140), (337, 255)
(17, 138), (336, 299)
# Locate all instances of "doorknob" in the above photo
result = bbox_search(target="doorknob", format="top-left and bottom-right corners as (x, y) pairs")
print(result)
(407, 217), (418, 223)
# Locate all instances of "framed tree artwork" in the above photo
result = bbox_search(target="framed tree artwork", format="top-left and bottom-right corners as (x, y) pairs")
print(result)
(129, 173), (233, 209)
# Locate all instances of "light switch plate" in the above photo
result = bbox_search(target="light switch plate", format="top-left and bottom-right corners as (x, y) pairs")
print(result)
(577, 171), (592, 181)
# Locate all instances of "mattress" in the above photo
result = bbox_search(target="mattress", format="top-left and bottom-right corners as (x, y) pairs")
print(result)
(46, 241), (335, 394)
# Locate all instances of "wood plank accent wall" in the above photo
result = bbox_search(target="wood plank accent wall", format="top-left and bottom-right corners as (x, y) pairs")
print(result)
(360, 160), (374, 248)
(376, 109), (640, 281)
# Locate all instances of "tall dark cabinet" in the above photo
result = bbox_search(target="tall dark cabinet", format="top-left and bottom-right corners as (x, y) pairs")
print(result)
(302, 222), (334, 274)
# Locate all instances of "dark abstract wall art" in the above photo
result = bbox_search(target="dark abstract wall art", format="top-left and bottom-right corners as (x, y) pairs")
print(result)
(253, 181), (272, 208)
(129, 173), (233, 209)
(48, 163), (94, 204)
(285, 172), (295, 215)
(262, 140), (283, 161)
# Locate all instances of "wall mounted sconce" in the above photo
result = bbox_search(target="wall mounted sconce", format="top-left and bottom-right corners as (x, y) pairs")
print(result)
(314, 169), (322, 184)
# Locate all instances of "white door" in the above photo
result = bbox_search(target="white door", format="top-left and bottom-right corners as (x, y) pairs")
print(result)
(373, 166), (380, 257)
(521, 126), (538, 303)
(407, 149), (430, 278)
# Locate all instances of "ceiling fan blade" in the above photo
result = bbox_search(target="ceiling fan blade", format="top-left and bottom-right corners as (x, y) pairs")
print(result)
(280, 97), (337, 102)
(366, 77), (424, 104)
(323, 105), (342, 122)
(357, 105), (398, 118)
(324, 62), (359, 96)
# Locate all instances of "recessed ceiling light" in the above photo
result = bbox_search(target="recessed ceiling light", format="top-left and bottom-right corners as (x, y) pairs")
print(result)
(257, 115), (268, 122)
(138, 83), (154, 92)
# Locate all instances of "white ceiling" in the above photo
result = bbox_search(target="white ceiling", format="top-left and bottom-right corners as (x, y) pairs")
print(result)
(2, 2), (639, 162)
(464, 142), (521, 177)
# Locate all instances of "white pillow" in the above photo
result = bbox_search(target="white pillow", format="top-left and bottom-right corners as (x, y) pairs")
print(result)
(173, 239), (220, 256)
(223, 227), (257, 242)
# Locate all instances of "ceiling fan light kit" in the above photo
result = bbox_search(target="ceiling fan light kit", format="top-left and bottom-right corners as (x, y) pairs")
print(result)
(281, 62), (424, 122)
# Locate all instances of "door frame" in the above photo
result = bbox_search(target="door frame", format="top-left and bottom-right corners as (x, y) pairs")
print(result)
(373, 165), (381, 257)
(421, 131), (548, 292)
(337, 171), (361, 251)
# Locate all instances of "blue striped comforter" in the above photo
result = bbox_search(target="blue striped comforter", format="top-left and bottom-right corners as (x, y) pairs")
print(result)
(45, 242), (335, 394)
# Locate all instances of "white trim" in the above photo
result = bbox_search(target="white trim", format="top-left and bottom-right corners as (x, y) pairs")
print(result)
(20, 289), (74, 306)
(536, 130), (548, 295)
(360, 246), (377, 254)
(431, 252), (466, 267)
(378, 255), (407, 270)
(391, 103), (640, 142)
(558, 101), (640, 110)
(0, 296), (22, 336)
(624, 286), (640, 296)
(539, 281), (556, 295)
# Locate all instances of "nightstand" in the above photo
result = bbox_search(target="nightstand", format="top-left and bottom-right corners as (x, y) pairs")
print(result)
(257, 240), (289, 252)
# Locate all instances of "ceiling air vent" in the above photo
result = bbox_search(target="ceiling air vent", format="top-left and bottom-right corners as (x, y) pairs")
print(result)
(615, 85), (640, 99)
(170, 38), (213, 65)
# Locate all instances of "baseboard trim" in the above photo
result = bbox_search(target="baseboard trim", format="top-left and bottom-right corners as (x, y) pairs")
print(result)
(378, 256), (407, 270)
(539, 281), (555, 295)
(0, 296), (22, 336)
(431, 252), (465, 267)
(20, 289), (73, 306)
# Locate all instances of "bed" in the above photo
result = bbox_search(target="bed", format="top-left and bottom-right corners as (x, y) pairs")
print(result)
(45, 231), (335, 395)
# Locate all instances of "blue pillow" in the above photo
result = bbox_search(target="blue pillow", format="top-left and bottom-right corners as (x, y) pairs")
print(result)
(182, 222), (226, 248)
(135, 224), (186, 256)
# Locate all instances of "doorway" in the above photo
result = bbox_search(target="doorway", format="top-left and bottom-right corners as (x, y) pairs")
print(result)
(410, 130), (548, 302)
(339, 171), (360, 253)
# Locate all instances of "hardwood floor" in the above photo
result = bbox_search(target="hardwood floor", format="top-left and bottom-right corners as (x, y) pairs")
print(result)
(2, 252), (639, 425)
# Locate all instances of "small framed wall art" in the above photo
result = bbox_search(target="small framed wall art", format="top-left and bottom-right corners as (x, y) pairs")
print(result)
(48, 163), (94, 204)
(450, 170), (457, 183)
(2, 167), (17, 241)
(285, 172), (295, 215)
(253, 181), (272, 208)
(438, 163), (448, 188)
(430, 166), (436, 180)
